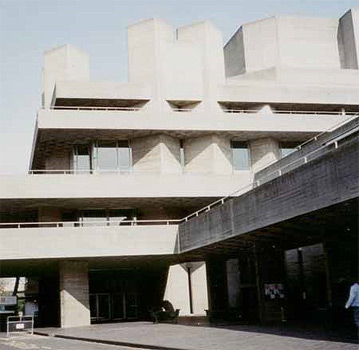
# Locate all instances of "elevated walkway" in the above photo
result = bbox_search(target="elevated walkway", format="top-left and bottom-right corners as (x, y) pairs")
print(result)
(179, 117), (359, 254)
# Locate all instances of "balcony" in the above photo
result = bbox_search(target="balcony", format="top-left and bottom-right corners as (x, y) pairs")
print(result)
(37, 106), (352, 136)
(0, 172), (252, 200)
(0, 219), (179, 260)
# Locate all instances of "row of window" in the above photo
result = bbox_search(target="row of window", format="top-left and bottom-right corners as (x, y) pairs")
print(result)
(73, 141), (298, 172)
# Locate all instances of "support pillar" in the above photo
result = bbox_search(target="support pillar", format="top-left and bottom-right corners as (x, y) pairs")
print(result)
(59, 261), (90, 328)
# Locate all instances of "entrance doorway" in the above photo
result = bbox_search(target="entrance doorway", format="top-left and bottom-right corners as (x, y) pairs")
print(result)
(90, 293), (138, 323)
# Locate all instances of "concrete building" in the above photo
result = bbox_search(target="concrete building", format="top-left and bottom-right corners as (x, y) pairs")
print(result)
(0, 9), (358, 328)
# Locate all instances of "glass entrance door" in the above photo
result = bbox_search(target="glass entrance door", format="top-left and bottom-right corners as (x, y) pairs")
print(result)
(90, 292), (138, 322)
(112, 293), (125, 320)
(90, 293), (110, 322)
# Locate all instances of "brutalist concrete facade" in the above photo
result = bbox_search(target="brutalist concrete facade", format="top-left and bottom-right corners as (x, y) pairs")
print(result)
(0, 8), (358, 328)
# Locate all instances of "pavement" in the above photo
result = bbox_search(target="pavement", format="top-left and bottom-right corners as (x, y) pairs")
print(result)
(33, 321), (359, 350)
(0, 333), (149, 350)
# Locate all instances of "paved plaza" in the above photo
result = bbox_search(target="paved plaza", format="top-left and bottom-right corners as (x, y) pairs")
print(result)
(32, 322), (358, 350)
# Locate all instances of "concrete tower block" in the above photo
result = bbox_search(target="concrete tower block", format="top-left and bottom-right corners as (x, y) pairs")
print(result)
(42, 45), (89, 108)
(249, 138), (280, 174)
(177, 21), (225, 85)
(131, 134), (182, 173)
(338, 8), (359, 69)
(128, 19), (175, 84)
(225, 16), (340, 76)
(184, 134), (232, 174)
(59, 261), (90, 328)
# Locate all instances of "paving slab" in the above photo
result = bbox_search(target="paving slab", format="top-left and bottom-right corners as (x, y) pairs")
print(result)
(35, 322), (359, 350)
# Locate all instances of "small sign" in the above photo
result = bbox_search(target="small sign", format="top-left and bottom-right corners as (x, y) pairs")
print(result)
(264, 283), (285, 299)
(0, 296), (17, 305)
(15, 323), (25, 329)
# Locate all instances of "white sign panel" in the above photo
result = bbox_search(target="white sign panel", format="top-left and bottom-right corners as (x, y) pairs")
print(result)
(0, 296), (17, 305)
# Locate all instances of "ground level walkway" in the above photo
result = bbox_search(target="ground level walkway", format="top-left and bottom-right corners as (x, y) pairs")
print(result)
(35, 321), (358, 350)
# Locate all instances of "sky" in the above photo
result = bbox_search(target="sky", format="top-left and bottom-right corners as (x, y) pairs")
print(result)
(0, 0), (358, 174)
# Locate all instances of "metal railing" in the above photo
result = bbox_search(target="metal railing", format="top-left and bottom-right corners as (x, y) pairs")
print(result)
(50, 105), (142, 111)
(46, 105), (359, 116)
(7, 315), (34, 337)
(0, 219), (181, 229)
(28, 169), (133, 175)
(222, 108), (359, 116)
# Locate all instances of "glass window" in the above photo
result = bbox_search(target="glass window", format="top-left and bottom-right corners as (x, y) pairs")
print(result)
(118, 141), (131, 171)
(280, 142), (300, 158)
(93, 141), (131, 172)
(231, 141), (250, 170)
(74, 145), (91, 172)
(179, 140), (185, 169)
(95, 141), (118, 170)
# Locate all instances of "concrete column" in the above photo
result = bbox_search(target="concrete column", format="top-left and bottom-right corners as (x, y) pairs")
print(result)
(190, 262), (208, 315)
(249, 138), (280, 174)
(226, 259), (240, 308)
(131, 134), (182, 174)
(184, 134), (232, 174)
(164, 262), (208, 316)
(59, 261), (90, 328)
(44, 147), (72, 171)
(206, 258), (228, 312)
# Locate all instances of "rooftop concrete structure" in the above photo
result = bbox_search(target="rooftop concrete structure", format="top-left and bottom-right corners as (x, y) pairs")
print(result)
(0, 8), (358, 330)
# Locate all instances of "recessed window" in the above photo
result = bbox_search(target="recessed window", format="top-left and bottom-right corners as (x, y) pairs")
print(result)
(95, 141), (118, 170)
(280, 142), (300, 158)
(73, 145), (92, 172)
(231, 141), (250, 171)
(74, 141), (132, 172)
(79, 209), (135, 227)
(179, 140), (185, 169)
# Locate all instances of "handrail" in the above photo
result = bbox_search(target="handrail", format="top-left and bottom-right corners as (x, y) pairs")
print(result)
(50, 106), (142, 111)
(46, 105), (359, 116)
(223, 109), (359, 116)
(28, 169), (133, 175)
(0, 219), (182, 229)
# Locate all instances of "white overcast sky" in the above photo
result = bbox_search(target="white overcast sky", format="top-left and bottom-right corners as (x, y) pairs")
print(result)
(0, 0), (358, 173)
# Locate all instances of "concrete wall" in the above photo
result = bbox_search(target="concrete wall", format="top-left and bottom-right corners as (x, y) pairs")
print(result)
(0, 173), (251, 200)
(44, 147), (71, 170)
(132, 134), (182, 174)
(249, 138), (281, 174)
(43, 45), (89, 108)
(224, 28), (246, 77)
(225, 15), (341, 75)
(37, 109), (353, 134)
(184, 135), (233, 174)
(0, 225), (178, 260)
(38, 207), (61, 222)
(338, 9), (359, 69)
(179, 136), (359, 252)
(164, 262), (208, 316)
(59, 261), (90, 328)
